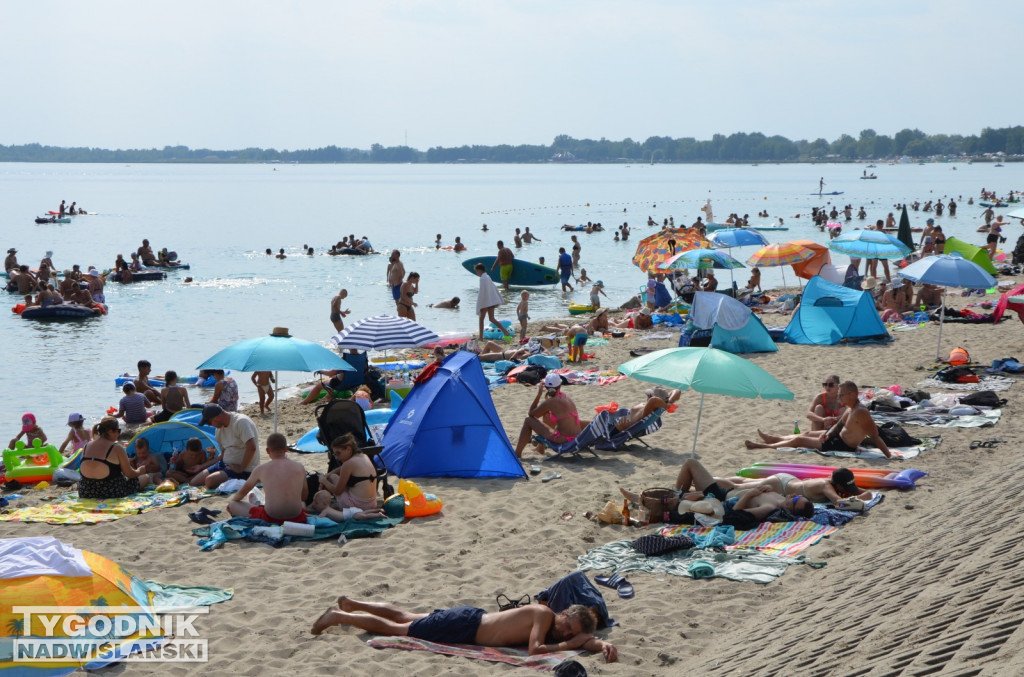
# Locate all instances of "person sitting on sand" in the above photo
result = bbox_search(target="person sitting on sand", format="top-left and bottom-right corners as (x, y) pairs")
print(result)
(807, 374), (844, 431)
(745, 267), (761, 293)
(227, 432), (308, 524)
(310, 489), (385, 521)
(620, 458), (815, 527)
(514, 374), (585, 457)
(318, 433), (379, 511)
(744, 380), (893, 458)
(310, 597), (617, 662)
(915, 283), (942, 309)
(429, 296), (460, 309)
(190, 404), (260, 489)
(634, 307), (654, 330)
(167, 437), (214, 485)
(614, 386), (681, 431)
(132, 437), (165, 484)
(78, 417), (152, 499)
(117, 383), (153, 425)
(700, 270), (719, 292)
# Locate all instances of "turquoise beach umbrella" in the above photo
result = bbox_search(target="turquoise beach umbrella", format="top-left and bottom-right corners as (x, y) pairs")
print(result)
(618, 347), (793, 457)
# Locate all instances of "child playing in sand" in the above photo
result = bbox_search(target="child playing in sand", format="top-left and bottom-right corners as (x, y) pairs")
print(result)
(517, 291), (530, 339)
(251, 371), (276, 415)
(58, 412), (91, 455)
(227, 433), (309, 523)
(168, 437), (213, 485)
(10, 413), (47, 450)
(310, 490), (385, 521)
(132, 437), (165, 483)
(589, 280), (608, 309)
(566, 323), (588, 363)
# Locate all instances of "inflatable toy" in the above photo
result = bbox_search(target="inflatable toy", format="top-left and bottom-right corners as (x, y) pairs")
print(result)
(569, 303), (596, 315)
(397, 478), (443, 518)
(3, 439), (64, 486)
(483, 320), (515, 340)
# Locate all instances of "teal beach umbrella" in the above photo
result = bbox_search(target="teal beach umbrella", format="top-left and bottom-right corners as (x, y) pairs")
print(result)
(618, 347), (793, 456)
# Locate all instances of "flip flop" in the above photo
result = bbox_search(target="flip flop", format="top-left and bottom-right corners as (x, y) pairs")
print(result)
(594, 573), (634, 598)
(541, 473), (562, 483)
(530, 464), (542, 475)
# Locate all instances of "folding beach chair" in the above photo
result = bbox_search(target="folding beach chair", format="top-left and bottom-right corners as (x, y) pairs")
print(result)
(536, 410), (618, 461)
(594, 408), (665, 451)
(314, 399), (392, 497)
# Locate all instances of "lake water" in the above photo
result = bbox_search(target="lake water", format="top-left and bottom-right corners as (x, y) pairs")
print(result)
(2, 161), (1020, 434)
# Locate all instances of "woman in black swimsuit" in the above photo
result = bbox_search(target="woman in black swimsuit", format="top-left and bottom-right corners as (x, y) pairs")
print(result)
(398, 272), (420, 321)
(319, 433), (379, 510)
(78, 417), (152, 499)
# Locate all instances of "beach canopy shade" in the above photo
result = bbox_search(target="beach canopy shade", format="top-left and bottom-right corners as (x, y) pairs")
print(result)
(331, 315), (439, 351)
(898, 253), (998, 359)
(994, 282), (1024, 324)
(197, 328), (353, 431)
(632, 228), (710, 274)
(828, 229), (911, 260)
(658, 248), (744, 271)
(708, 228), (769, 249)
(896, 205), (915, 251)
(618, 347), (792, 456)
(789, 239), (832, 280)
(942, 237), (998, 275)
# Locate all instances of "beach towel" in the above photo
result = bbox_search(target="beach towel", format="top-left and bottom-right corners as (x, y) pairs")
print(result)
(773, 435), (940, 460)
(916, 375), (1013, 392)
(577, 538), (803, 584)
(660, 520), (838, 558)
(367, 636), (580, 671)
(550, 368), (627, 387)
(0, 486), (204, 525)
(139, 580), (234, 608)
(871, 408), (1001, 429)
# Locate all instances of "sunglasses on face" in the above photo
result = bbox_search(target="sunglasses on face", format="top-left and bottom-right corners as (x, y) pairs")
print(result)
(822, 382), (836, 387)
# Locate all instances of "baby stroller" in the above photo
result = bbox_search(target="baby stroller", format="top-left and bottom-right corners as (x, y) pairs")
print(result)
(313, 398), (393, 498)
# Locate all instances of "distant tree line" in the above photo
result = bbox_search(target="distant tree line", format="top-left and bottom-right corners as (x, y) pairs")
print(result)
(2, 126), (1023, 164)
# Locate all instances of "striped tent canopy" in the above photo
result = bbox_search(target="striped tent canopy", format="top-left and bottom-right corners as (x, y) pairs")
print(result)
(331, 315), (439, 351)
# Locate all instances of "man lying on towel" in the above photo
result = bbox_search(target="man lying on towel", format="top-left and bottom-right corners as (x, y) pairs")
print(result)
(311, 596), (617, 662)
(743, 380), (893, 459)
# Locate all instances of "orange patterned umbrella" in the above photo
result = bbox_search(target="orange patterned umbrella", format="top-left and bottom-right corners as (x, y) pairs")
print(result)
(632, 228), (710, 274)
(789, 239), (832, 280)
(746, 242), (815, 289)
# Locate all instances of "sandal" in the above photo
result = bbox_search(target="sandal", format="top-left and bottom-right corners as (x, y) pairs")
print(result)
(594, 573), (635, 599)
(496, 593), (531, 612)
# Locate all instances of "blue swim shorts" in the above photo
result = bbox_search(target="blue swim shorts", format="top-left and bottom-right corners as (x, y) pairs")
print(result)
(407, 606), (485, 645)
(209, 459), (251, 481)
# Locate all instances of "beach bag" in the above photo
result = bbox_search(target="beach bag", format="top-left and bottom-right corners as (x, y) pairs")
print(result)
(874, 422), (920, 447)
(640, 487), (677, 523)
(959, 390), (1006, 408)
(516, 365), (547, 386)
(630, 534), (695, 556)
(936, 365), (978, 383)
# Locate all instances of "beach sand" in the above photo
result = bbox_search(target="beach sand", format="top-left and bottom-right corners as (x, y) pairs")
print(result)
(7, 289), (1024, 676)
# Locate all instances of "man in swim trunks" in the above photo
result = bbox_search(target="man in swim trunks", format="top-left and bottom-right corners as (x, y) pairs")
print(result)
(330, 288), (350, 332)
(227, 432), (308, 523)
(386, 251), (405, 311)
(514, 374), (585, 457)
(614, 386), (681, 431)
(491, 240), (515, 290)
(191, 404), (261, 489)
(311, 596), (617, 661)
(743, 381), (893, 458)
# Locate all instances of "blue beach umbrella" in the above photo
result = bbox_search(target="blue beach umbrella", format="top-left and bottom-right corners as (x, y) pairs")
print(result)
(828, 229), (911, 260)
(898, 253), (998, 360)
(198, 327), (354, 431)
(659, 247), (746, 288)
(708, 228), (770, 249)
(618, 347), (793, 457)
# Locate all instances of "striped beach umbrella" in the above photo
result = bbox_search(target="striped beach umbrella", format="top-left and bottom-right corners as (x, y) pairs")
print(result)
(331, 315), (439, 351)
(632, 228), (710, 274)
(746, 243), (815, 289)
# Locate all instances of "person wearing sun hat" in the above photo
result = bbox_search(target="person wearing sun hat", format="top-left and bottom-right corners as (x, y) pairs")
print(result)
(589, 280), (608, 309)
(9, 412), (47, 451)
(59, 412), (92, 454)
(513, 373), (584, 458)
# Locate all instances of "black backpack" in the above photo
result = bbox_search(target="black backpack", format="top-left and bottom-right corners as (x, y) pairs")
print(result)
(866, 422), (921, 448)
(959, 390), (1007, 408)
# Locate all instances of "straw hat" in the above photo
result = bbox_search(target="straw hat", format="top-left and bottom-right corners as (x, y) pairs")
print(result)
(271, 327), (291, 337)
(861, 276), (879, 290)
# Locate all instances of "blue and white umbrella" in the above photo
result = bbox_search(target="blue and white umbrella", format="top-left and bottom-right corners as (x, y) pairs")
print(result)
(828, 229), (911, 260)
(708, 228), (770, 249)
(331, 315), (439, 351)
(898, 253), (998, 359)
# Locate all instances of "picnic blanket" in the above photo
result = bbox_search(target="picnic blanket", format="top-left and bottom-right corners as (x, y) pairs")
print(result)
(774, 435), (940, 460)
(577, 538), (806, 584)
(367, 636), (580, 671)
(0, 487), (205, 525)
(871, 408), (1001, 429)
(915, 375), (1014, 392)
(660, 519), (839, 558)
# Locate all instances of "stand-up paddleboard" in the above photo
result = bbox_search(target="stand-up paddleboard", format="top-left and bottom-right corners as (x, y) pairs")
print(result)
(810, 191), (844, 196)
(462, 256), (559, 286)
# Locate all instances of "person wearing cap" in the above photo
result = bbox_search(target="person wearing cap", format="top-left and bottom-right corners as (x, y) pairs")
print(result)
(589, 281), (608, 309)
(513, 374), (584, 458)
(744, 380), (893, 458)
(59, 412), (92, 454)
(4, 248), (18, 274)
(920, 218), (936, 251)
(189, 403), (260, 489)
(634, 306), (654, 330)
(9, 412), (47, 451)
(614, 386), (681, 431)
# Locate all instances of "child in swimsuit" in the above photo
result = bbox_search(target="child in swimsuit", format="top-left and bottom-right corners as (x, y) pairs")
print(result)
(10, 412), (47, 451)
(517, 291), (530, 339)
(58, 412), (91, 455)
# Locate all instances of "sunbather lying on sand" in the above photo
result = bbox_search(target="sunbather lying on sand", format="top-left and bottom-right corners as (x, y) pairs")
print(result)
(614, 386), (680, 431)
(720, 467), (872, 503)
(744, 380), (893, 459)
(311, 596), (617, 662)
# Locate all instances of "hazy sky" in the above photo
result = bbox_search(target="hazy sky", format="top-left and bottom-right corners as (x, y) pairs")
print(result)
(2, 1), (1019, 151)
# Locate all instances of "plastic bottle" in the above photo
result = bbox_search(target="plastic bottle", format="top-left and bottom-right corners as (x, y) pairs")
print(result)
(793, 420), (800, 435)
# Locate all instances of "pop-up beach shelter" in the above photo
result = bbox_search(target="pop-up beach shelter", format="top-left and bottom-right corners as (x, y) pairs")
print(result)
(689, 292), (777, 354)
(783, 276), (889, 345)
(125, 420), (220, 458)
(380, 352), (527, 479)
(943, 237), (998, 275)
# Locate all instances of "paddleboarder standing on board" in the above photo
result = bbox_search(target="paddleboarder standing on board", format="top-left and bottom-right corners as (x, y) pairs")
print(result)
(819, 177), (825, 197)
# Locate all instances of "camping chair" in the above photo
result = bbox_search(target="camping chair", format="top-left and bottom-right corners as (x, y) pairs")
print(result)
(594, 408), (665, 451)
(314, 398), (393, 497)
(536, 410), (618, 460)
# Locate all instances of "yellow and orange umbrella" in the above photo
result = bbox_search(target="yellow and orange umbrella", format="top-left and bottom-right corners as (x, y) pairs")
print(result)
(789, 239), (832, 280)
(632, 228), (710, 274)
(746, 242), (815, 289)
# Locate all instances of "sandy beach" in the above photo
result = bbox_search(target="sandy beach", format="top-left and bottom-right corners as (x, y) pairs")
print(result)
(6, 286), (1024, 676)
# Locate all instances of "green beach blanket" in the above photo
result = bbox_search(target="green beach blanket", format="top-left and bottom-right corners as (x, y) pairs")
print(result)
(367, 636), (580, 671)
(139, 580), (234, 608)
(0, 487), (206, 525)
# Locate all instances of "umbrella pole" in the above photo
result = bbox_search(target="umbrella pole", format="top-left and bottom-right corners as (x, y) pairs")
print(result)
(689, 391), (705, 458)
(274, 370), (279, 433)
(936, 291), (946, 361)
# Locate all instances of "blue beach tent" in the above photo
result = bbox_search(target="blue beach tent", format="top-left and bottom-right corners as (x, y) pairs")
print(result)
(783, 276), (889, 345)
(380, 352), (527, 479)
(687, 292), (777, 354)
(125, 420), (221, 459)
